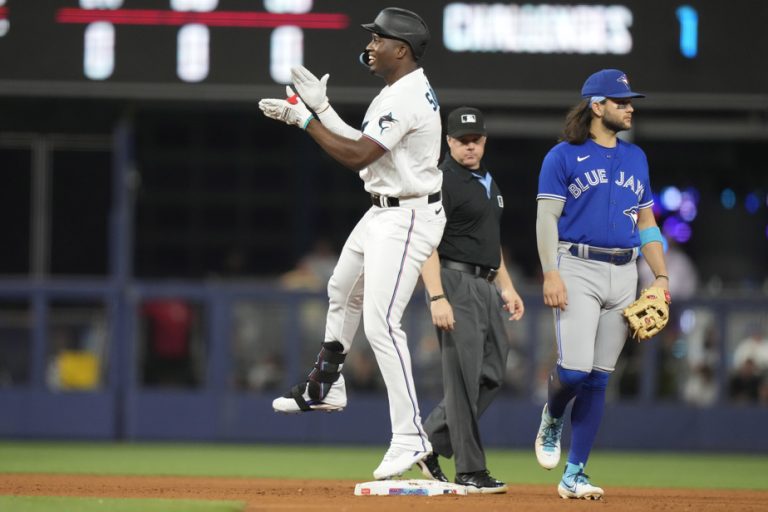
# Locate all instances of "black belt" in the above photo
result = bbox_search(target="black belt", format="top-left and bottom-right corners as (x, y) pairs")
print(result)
(568, 245), (635, 265)
(440, 258), (498, 282)
(371, 191), (441, 208)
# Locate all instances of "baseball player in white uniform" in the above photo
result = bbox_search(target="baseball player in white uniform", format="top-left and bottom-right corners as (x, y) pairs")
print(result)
(259, 8), (445, 481)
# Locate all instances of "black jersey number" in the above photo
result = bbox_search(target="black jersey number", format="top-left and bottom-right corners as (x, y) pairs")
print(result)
(425, 87), (439, 111)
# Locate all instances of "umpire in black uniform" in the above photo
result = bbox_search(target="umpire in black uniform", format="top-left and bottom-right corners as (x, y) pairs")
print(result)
(417, 107), (525, 493)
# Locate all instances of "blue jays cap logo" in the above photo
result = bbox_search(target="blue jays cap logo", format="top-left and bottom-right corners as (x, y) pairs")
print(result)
(617, 74), (630, 89)
(378, 112), (397, 134)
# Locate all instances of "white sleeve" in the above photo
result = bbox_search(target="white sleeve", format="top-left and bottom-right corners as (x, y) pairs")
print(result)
(317, 104), (363, 140)
(361, 93), (410, 150)
(536, 198), (564, 273)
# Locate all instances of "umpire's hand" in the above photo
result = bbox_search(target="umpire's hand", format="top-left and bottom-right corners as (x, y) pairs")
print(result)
(502, 289), (525, 321)
(430, 298), (455, 331)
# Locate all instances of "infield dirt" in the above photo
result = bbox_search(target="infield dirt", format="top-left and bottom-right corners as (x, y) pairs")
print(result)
(2, 474), (768, 511)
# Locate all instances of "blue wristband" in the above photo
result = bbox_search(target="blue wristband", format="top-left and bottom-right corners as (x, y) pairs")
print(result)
(639, 226), (663, 247)
(301, 116), (313, 130)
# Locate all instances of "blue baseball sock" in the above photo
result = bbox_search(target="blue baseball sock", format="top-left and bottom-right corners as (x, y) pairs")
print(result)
(567, 370), (610, 466)
(547, 365), (589, 418)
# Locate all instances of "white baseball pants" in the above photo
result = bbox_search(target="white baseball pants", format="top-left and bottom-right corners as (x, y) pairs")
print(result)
(325, 201), (446, 452)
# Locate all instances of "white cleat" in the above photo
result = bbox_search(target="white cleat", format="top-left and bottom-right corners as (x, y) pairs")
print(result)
(557, 466), (605, 500)
(373, 446), (431, 480)
(534, 404), (564, 470)
(272, 375), (347, 413)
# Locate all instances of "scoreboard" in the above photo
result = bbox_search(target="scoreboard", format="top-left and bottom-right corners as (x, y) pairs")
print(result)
(0, 0), (766, 103)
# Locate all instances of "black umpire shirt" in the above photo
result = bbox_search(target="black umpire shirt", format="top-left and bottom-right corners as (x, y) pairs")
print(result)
(438, 152), (504, 269)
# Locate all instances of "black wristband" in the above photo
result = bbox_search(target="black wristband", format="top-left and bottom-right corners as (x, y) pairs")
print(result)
(430, 294), (446, 302)
(655, 274), (669, 280)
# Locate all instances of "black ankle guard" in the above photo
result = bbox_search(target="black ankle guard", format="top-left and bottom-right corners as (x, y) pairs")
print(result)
(288, 382), (313, 412)
(307, 341), (346, 401)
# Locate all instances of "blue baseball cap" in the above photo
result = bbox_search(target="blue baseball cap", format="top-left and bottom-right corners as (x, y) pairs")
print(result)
(581, 69), (645, 99)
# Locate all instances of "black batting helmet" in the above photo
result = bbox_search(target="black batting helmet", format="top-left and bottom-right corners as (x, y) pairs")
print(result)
(362, 7), (430, 60)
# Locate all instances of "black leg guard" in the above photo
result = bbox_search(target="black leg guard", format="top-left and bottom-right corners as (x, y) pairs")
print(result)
(306, 341), (346, 401)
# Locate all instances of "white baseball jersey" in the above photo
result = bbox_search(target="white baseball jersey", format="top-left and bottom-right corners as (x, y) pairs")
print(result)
(359, 68), (442, 198)
(322, 66), (446, 455)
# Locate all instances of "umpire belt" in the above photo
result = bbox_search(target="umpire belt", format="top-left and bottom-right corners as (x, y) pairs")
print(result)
(568, 243), (637, 266)
(440, 258), (498, 283)
(371, 191), (441, 208)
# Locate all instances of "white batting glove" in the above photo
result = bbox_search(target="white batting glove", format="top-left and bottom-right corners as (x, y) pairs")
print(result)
(291, 65), (330, 113)
(258, 86), (315, 129)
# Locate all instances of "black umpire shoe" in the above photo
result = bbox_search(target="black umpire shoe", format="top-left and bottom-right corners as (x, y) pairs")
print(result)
(455, 470), (509, 494)
(417, 453), (449, 482)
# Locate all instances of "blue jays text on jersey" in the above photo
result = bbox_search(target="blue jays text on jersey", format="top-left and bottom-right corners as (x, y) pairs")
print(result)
(537, 138), (654, 249)
(567, 169), (646, 201)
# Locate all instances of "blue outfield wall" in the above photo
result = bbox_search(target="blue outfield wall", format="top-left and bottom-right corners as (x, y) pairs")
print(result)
(0, 391), (116, 440)
(126, 395), (767, 452)
(1, 280), (767, 451)
(2, 390), (767, 452)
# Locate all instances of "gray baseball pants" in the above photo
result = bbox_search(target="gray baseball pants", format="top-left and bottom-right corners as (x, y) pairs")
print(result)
(423, 267), (509, 473)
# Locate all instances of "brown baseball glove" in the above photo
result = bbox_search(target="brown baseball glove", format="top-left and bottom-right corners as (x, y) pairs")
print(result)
(623, 287), (671, 341)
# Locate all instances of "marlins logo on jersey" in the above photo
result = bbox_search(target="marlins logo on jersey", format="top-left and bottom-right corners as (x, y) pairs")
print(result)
(378, 113), (397, 134)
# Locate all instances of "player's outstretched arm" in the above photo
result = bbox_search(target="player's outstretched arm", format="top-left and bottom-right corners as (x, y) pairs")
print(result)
(305, 120), (384, 171)
(259, 89), (384, 171)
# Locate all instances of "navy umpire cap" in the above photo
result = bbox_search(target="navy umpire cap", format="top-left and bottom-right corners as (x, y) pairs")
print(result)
(447, 107), (486, 138)
(362, 7), (430, 60)
(581, 69), (645, 98)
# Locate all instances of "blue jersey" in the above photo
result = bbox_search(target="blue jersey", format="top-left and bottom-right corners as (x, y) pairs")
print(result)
(537, 138), (654, 249)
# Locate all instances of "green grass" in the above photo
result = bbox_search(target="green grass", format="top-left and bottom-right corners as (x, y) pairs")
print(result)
(1, 442), (767, 491)
(0, 496), (243, 512)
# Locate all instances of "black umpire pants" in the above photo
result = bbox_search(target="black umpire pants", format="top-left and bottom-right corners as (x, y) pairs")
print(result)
(423, 267), (509, 473)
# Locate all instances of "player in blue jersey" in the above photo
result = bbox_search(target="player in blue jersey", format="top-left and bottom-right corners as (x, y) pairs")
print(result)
(533, 69), (670, 500)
